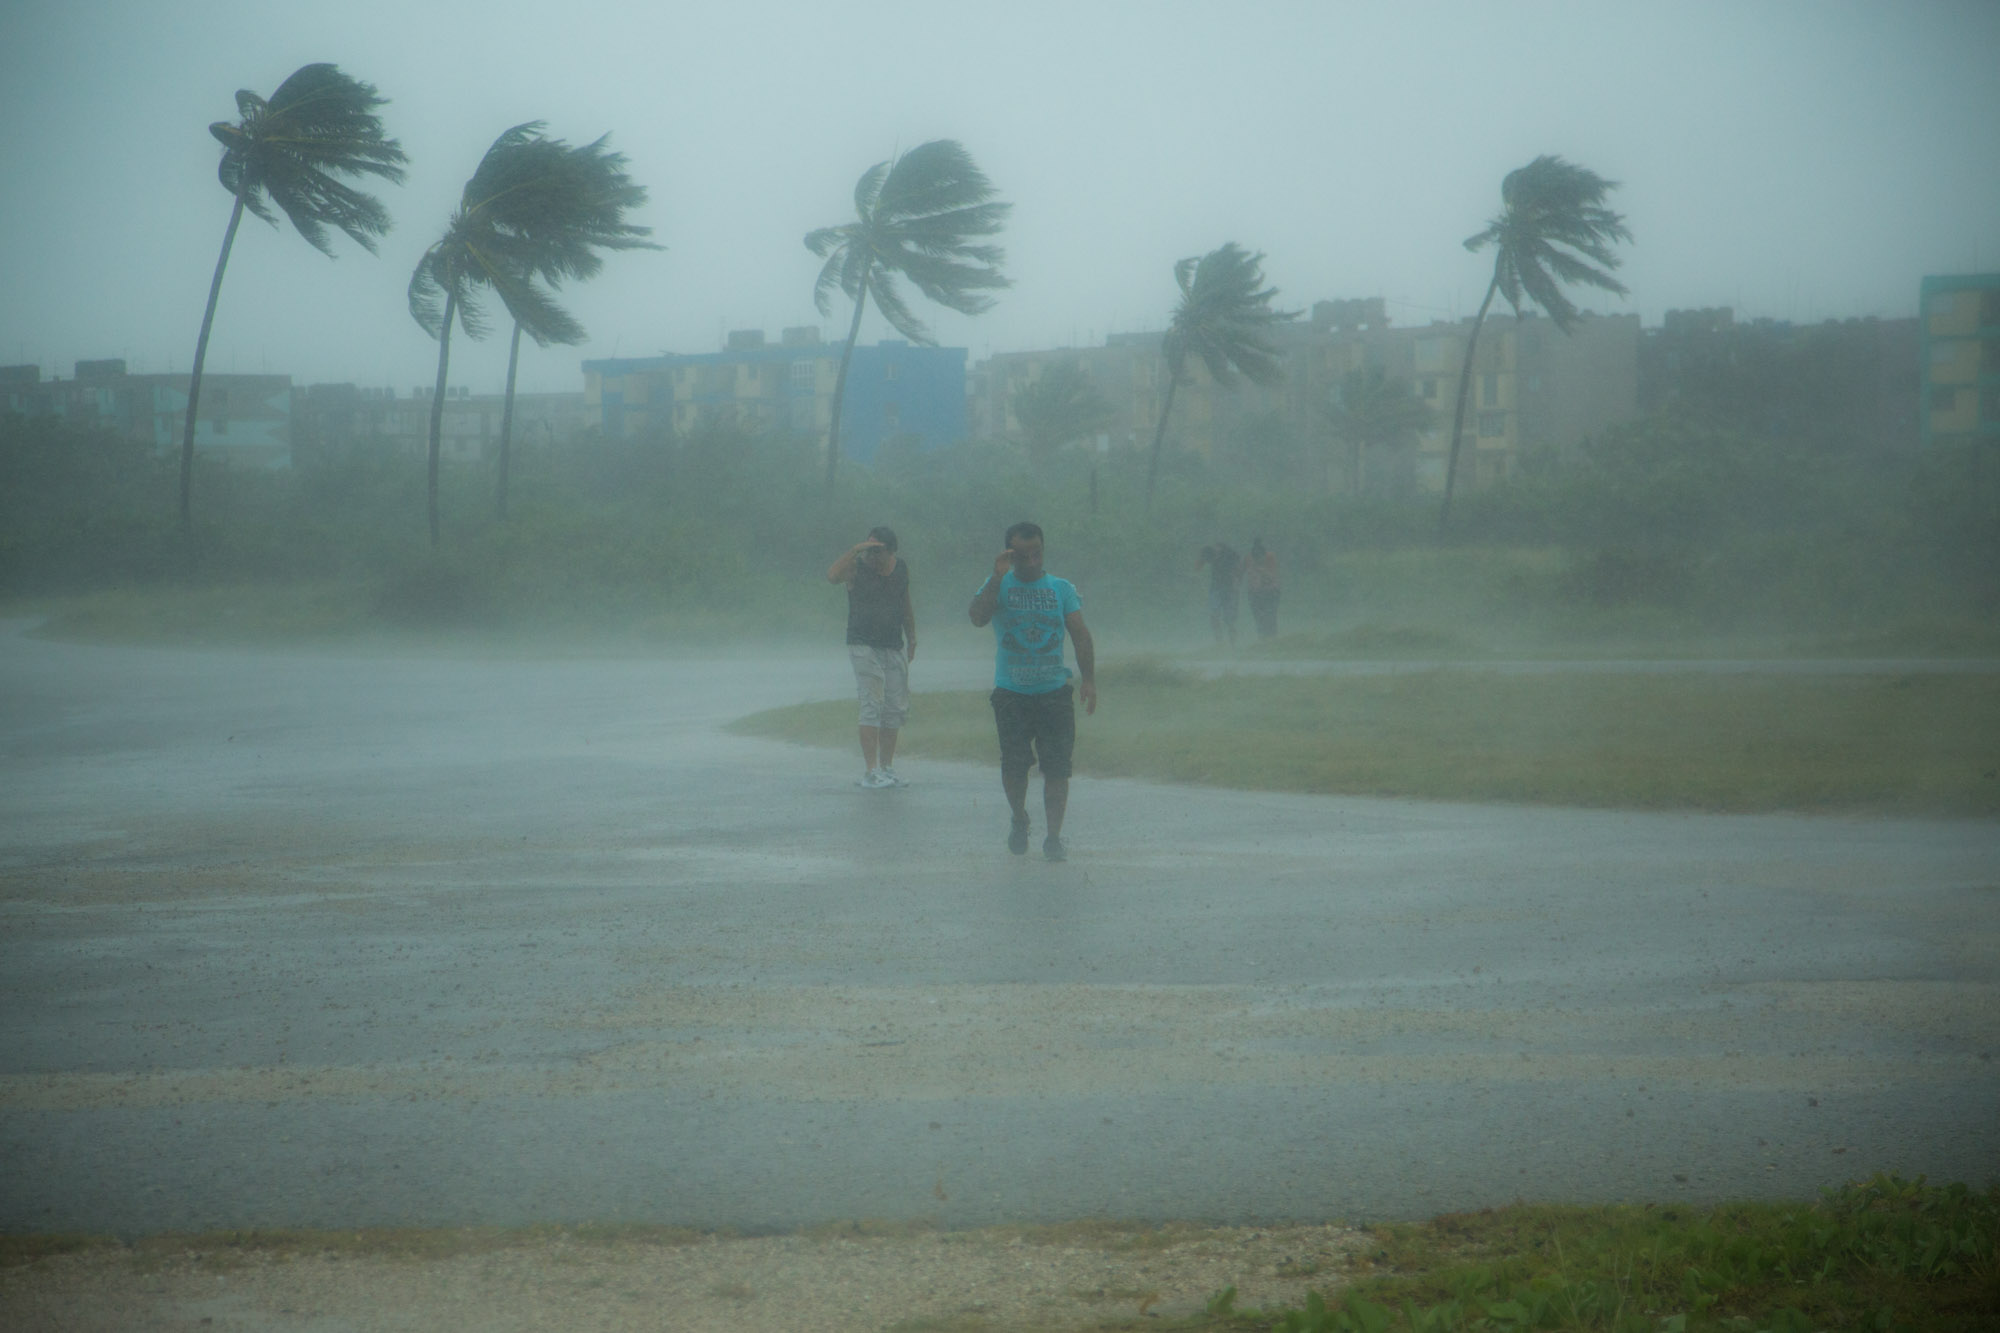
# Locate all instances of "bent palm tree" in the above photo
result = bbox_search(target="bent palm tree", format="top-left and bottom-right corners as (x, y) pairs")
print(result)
(806, 140), (1009, 486)
(185, 63), (405, 536)
(1440, 155), (1629, 529)
(410, 124), (602, 547)
(1144, 243), (1296, 510)
(493, 132), (658, 521)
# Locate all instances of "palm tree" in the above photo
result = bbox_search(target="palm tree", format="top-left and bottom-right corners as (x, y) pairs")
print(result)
(1011, 362), (1114, 467)
(492, 132), (657, 521)
(805, 140), (1009, 486)
(1440, 155), (1630, 529)
(1324, 369), (1432, 495)
(409, 125), (643, 546)
(185, 64), (405, 537)
(1143, 243), (1296, 510)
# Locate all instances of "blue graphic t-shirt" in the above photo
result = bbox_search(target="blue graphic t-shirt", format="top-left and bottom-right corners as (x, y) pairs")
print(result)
(987, 570), (1082, 695)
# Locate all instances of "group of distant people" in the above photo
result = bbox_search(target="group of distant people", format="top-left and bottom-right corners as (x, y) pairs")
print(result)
(823, 524), (1276, 862)
(1197, 538), (1280, 646)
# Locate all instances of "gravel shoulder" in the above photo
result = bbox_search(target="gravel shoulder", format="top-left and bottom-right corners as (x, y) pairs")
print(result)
(0, 1221), (1360, 1332)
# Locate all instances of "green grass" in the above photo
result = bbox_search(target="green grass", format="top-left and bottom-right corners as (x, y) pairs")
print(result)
(5, 1178), (1992, 1330)
(1201, 1175), (2000, 1333)
(730, 661), (2000, 816)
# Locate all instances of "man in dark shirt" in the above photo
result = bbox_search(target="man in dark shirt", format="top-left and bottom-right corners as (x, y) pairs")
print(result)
(827, 526), (916, 788)
(1198, 541), (1244, 647)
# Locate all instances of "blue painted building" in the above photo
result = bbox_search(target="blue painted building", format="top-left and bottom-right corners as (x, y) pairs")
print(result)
(583, 328), (967, 464)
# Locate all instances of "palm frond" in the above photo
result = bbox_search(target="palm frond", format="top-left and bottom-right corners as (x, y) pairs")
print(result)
(869, 271), (930, 344)
(1162, 243), (1297, 388)
(1470, 154), (1630, 332)
(806, 139), (1010, 347)
(410, 121), (658, 347)
(210, 62), (406, 257)
(477, 247), (587, 347)
(407, 249), (450, 340)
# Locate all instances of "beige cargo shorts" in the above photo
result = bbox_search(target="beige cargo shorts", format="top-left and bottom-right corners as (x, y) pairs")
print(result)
(849, 645), (909, 729)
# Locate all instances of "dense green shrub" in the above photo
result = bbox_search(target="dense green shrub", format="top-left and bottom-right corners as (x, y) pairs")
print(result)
(4, 410), (1991, 648)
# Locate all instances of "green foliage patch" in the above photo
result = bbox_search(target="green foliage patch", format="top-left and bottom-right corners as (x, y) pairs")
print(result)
(1199, 1175), (2000, 1333)
(5, 410), (1997, 655)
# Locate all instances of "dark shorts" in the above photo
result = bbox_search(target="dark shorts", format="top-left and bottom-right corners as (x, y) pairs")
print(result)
(991, 684), (1076, 781)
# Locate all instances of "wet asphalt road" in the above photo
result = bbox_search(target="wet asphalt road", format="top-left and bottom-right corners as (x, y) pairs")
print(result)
(1, 626), (1996, 1234)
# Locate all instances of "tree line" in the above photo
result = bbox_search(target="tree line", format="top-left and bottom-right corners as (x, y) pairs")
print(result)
(175, 61), (1634, 553)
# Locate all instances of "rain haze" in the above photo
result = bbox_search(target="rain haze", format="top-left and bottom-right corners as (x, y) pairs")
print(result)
(3, 2), (2000, 1329)
(2, 0), (1997, 389)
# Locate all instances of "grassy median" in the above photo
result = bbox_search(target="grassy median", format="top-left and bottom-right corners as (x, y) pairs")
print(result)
(1199, 1174), (2000, 1333)
(730, 661), (2000, 816)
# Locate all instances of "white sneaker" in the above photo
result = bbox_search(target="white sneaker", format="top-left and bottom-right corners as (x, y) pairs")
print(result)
(878, 767), (909, 787)
(857, 769), (893, 789)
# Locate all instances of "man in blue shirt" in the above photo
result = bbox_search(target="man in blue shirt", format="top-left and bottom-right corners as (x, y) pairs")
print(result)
(968, 522), (1097, 861)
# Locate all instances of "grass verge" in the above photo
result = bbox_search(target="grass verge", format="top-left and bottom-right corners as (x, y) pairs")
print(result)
(5, 1178), (1990, 1330)
(1201, 1175), (1999, 1333)
(729, 660), (2000, 816)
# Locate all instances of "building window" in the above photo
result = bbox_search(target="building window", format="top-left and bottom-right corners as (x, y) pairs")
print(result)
(883, 402), (899, 428)
(884, 362), (899, 381)
(790, 360), (815, 389)
(1928, 386), (1957, 413)
(1478, 411), (1505, 438)
(1480, 373), (1499, 407)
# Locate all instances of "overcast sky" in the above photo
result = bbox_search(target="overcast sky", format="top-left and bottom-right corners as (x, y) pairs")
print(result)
(3, 0), (1995, 395)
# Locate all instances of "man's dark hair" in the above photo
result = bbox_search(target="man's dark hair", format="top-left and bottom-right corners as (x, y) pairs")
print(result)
(1004, 521), (1043, 547)
(868, 525), (898, 552)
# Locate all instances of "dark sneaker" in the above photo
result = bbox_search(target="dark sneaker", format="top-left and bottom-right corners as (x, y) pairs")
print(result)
(1007, 814), (1030, 855)
(1042, 834), (1066, 863)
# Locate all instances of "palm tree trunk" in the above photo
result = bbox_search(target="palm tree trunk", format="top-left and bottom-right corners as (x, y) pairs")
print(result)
(497, 321), (522, 522)
(1439, 272), (1500, 533)
(427, 291), (457, 549)
(825, 279), (870, 488)
(1142, 374), (1180, 513)
(180, 192), (247, 541)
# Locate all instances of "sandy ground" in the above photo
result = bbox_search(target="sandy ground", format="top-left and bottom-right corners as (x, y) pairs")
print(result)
(1, 1221), (1360, 1332)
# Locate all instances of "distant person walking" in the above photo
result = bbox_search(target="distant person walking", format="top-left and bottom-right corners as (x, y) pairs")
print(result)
(827, 526), (915, 789)
(1198, 541), (1244, 647)
(969, 522), (1097, 862)
(1246, 537), (1281, 640)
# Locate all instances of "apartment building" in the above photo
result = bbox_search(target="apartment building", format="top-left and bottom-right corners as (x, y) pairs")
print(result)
(583, 327), (967, 464)
(2, 360), (293, 467)
(971, 298), (1640, 491)
(1920, 273), (2000, 450)
(292, 383), (585, 463)
(1640, 307), (1920, 454)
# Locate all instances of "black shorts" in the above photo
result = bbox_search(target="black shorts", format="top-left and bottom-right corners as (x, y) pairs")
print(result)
(990, 684), (1076, 781)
